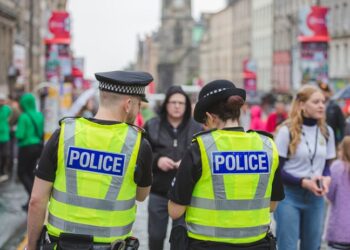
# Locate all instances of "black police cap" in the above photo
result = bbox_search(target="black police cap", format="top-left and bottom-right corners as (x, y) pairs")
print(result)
(95, 71), (153, 102)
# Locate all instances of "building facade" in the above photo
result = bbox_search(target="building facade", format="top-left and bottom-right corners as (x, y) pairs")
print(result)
(232, 0), (252, 87)
(321, 0), (350, 90)
(199, 0), (251, 88)
(136, 32), (159, 89)
(0, 0), (16, 94)
(157, 0), (198, 92)
(252, 0), (273, 92)
(199, 6), (235, 84)
(0, 0), (67, 96)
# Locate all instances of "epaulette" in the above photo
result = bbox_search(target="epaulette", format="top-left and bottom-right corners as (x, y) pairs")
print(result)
(192, 129), (217, 142)
(126, 123), (146, 134)
(58, 116), (80, 126)
(247, 129), (274, 139)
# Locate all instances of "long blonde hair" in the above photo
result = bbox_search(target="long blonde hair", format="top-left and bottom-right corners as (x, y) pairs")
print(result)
(283, 85), (329, 156)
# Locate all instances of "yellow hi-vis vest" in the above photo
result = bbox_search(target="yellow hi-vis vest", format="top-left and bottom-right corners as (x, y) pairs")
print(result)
(47, 117), (142, 243)
(186, 130), (279, 244)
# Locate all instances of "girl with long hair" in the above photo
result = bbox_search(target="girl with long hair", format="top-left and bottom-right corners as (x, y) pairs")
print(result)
(274, 85), (336, 250)
(325, 136), (350, 249)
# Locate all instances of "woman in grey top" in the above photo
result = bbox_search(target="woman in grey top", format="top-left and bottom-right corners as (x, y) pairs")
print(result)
(274, 85), (336, 250)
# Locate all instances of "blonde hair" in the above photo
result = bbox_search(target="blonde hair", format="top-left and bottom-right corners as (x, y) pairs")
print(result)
(339, 136), (350, 164)
(283, 85), (329, 156)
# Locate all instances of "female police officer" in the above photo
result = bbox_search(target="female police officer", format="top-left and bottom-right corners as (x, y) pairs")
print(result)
(168, 80), (284, 250)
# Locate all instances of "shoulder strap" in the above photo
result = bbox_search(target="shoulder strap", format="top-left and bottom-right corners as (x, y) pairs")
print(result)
(247, 129), (274, 139)
(26, 113), (43, 141)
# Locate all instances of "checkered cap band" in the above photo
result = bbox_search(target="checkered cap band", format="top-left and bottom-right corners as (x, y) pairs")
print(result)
(99, 81), (146, 95)
(203, 88), (228, 98)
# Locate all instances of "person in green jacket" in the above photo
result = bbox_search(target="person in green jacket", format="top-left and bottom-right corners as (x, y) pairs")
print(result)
(0, 93), (12, 181)
(16, 93), (44, 211)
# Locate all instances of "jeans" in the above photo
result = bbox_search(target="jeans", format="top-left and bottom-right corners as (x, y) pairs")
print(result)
(148, 193), (185, 250)
(274, 185), (325, 250)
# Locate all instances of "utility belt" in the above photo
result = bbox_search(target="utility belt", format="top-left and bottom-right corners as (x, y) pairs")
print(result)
(328, 242), (350, 250)
(169, 225), (276, 250)
(37, 226), (139, 250)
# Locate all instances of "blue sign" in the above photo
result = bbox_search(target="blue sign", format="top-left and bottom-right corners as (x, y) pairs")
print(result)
(212, 151), (269, 174)
(67, 147), (125, 176)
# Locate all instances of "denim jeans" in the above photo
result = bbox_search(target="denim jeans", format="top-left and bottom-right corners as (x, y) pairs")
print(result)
(274, 185), (325, 250)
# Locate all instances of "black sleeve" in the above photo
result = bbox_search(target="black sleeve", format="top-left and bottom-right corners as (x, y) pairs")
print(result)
(335, 105), (345, 139)
(271, 160), (285, 201)
(134, 137), (153, 187)
(168, 142), (202, 205)
(35, 129), (60, 182)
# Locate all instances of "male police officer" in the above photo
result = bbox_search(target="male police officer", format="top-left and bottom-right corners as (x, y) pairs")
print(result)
(27, 71), (153, 250)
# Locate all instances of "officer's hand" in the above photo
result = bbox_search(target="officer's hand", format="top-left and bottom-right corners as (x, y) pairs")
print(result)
(158, 157), (176, 171)
(301, 178), (323, 196)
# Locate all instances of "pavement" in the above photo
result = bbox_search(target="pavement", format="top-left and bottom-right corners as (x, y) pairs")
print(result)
(133, 198), (171, 250)
(0, 177), (329, 250)
(0, 177), (28, 249)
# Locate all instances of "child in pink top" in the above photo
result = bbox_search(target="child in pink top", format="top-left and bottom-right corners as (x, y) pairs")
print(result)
(325, 136), (350, 249)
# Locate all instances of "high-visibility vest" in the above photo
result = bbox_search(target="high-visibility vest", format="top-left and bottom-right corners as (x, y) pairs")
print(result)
(47, 117), (142, 243)
(186, 130), (279, 244)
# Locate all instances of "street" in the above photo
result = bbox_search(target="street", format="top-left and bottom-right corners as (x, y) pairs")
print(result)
(0, 177), (27, 249)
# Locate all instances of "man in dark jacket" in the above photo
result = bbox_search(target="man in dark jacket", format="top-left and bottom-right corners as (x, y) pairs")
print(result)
(319, 83), (345, 144)
(144, 86), (202, 250)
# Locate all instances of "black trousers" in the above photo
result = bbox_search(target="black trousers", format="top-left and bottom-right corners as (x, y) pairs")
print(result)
(17, 144), (42, 197)
(0, 142), (10, 175)
(188, 237), (273, 250)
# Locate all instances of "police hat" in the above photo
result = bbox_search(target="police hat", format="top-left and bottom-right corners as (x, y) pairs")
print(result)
(95, 71), (153, 102)
(194, 80), (246, 123)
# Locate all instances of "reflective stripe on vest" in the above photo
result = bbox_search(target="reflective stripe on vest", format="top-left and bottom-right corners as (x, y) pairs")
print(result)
(48, 213), (133, 237)
(186, 131), (277, 244)
(48, 118), (140, 241)
(51, 188), (135, 211)
(187, 223), (270, 239)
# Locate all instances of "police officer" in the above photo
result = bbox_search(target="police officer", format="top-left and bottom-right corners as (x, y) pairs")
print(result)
(168, 80), (285, 250)
(27, 71), (154, 250)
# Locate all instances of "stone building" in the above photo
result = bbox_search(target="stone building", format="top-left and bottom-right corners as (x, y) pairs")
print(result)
(0, 0), (66, 96)
(321, 0), (350, 89)
(199, 0), (251, 88)
(273, 0), (319, 92)
(199, 7), (235, 84)
(0, 0), (16, 94)
(136, 32), (160, 89)
(252, 0), (273, 92)
(157, 0), (198, 92)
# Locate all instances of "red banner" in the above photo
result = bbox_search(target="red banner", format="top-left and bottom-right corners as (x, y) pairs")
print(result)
(242, 59), (257, 92)
(298, 6), (329, 42)
(46, 11), (71, 44)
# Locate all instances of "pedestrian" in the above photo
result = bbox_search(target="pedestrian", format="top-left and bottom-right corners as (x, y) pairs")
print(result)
(144, 86), (202, 250)
(7, 96), (21, 178)
(325, 136), (350, 250)
(168, 80), (284, 250)
(15, 93), (44, 211)
(274, 85), (336, 250)
(0, 93), (12, 182)
(249, 105), (266, 131)
(265, 98), (288, 133)
(319, 82), (346, 144)
(26, 71), (153, 250)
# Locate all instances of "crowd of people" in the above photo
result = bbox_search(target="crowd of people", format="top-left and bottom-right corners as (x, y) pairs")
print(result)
(1, 71), (350, 250)
(0, 93), (44, 213)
